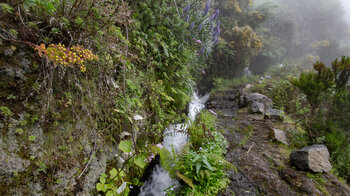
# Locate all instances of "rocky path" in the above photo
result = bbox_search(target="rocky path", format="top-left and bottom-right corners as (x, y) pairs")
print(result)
(207, 88), (350, 196)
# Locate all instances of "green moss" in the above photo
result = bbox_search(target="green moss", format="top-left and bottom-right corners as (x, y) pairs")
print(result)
(238, 125), (254, 147)
(306, 173), (329, 195)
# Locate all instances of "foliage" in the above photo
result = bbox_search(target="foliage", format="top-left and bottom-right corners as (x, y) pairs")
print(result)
(0, 106), (14, 117)
(206, 0), (264, 78)
(250, 3), (296, 74)
(288, 129), (309, 149)
(0, 0), (222, 194)
(118, 140), (132, 153)
(187, 110), (217, 149)
(325, 129), (350, 180)
(291, 57), (350, 117)
(289, 57), (350, 180)
(165, 110), (234, 195)
(251, 57), (350, 180)
(174, 149), (231, 195)
(213, 75), (259, 91)
(96, 168), (129, 196)
(253, 77), (309, 117)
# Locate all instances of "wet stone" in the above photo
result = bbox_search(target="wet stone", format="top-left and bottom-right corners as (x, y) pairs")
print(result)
(250, 101), (265, 114)
(269, 128), (288, 145)
(239, 93), (273, 110)
(264, 109), (284, 121)
(290, 144), (332, 173)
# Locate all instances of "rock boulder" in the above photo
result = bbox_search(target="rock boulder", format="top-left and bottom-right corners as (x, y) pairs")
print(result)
(239, 93), (273, 110)
(269, 128), (288, 145)
(264, 109), (284, 121)
(250, 101), (265, 114)
(290, 145), (332, 172)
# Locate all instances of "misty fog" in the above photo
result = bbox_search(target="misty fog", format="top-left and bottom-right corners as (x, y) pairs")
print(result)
(341, 0), (350, 24)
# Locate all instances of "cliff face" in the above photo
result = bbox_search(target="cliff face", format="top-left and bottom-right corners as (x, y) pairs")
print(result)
(207, 87), (350, 196)
(0, 42), (112, 195)
(0, 1), (203, 194)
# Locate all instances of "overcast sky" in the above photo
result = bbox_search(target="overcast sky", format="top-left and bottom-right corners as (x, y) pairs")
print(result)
(341, 0), (350, 24)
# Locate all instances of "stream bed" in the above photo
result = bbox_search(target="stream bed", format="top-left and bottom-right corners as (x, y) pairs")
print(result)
(139, 93), (209, 196)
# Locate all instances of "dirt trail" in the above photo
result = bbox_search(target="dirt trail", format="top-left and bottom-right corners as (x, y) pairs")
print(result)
(207, 88), (350, 196)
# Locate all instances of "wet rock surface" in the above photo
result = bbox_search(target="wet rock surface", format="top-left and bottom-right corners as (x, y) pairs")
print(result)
(209, 87), (350, 196)
(249, 101), (265, 114)
(239, 93), (273, 110)
(290, 144), (332, 173)
(269, 128), (288, 145)
(264, 109), (284, 121)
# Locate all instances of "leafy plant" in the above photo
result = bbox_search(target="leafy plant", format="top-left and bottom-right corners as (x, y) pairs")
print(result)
(96, 168), (129, 196)
(0, 106), (14, 117)
(167, 110), (234, 195)
(118, 140), (132, 153)
(174, 148), (232, 195)
(290, 57), (350, 180)
(0, 3), (14, 13)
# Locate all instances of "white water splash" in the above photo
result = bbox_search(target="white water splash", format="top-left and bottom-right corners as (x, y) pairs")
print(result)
(139, 92), (209, 196)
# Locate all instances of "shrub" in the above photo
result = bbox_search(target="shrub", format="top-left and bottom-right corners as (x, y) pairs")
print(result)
(167, 110), (234, 195)
(290, 57), (350, 180)
(174, 149), (231, 195)
(253, 78), (309, 117)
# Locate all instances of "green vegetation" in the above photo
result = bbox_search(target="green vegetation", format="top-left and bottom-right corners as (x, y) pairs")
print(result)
(0, 0), (220, 194)
(306, 173), (329, 195)
(290, 57), (350, 180)
(0, 106), (13, 117)
(252, 58), (350, 182)
(169, 110), (235, 195)
(1, 0), (350, 194)
(213, 75), (259, 91)
(238, 125), (254, 147)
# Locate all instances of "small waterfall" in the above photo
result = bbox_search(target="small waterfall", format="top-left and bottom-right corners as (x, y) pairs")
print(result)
(139, 93), (209, 196)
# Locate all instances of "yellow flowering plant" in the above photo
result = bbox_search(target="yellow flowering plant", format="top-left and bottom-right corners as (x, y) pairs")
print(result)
(34, 43), (98, 72)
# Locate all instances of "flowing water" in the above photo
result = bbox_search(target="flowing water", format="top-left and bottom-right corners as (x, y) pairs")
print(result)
(139, 92), (209, 196)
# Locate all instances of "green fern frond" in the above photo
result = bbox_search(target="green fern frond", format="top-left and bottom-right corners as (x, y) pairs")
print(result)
(214, 154), (238, 173)
(199, 170), (204, 179)
(159, 148), (176, 177)
(204, 169), (210, 177)
(176, 171), (194, 189)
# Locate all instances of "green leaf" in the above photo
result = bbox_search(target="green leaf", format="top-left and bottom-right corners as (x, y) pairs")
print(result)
(96, 183), (105, 192)
(106, 190), (114, 196)
(196, 162), (201, 175)
(75, 17), (84, 26)
(99, 176), (106, 184)
(119, 170), (126, 177)
(134, 155), (147, 168)
(192, 154), (201, 163)
(9, 29), (18, 38)
(0, 3), (14, 13)
(28, 135), (36, 141)
(109, 168), (118, 179)
(23, 0), (36, 12)
(202, 159), (213, 171)
(119, 140), (132, 153)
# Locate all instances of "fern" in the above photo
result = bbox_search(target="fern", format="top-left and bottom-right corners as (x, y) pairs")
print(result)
(159, 148), (176, 178)
(214, 154), (238, 173)
(176, 172), (194, 190)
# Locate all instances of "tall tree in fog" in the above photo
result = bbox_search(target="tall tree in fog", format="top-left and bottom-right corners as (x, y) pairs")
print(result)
(208, 0), (264, 78)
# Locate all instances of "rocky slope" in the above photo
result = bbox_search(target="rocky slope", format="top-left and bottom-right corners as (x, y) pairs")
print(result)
(207, 87), (350, 196)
